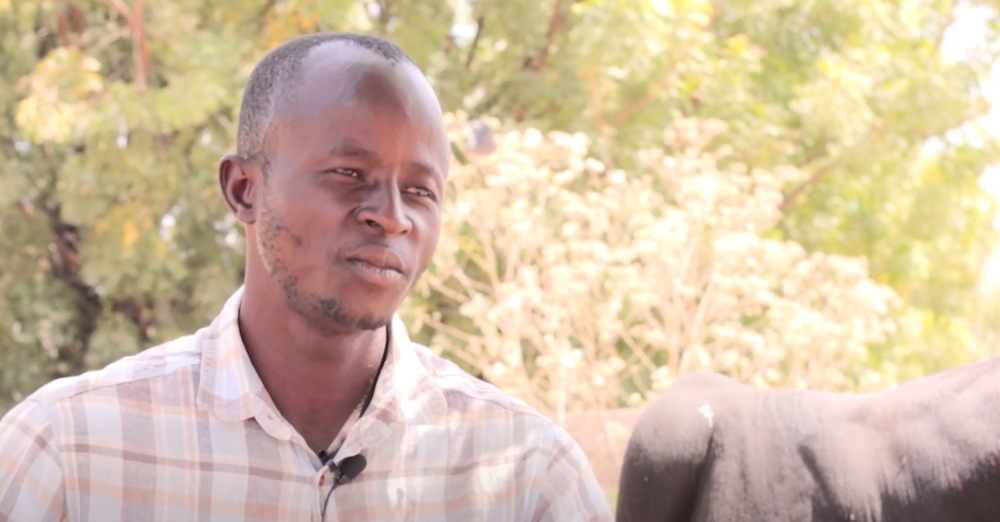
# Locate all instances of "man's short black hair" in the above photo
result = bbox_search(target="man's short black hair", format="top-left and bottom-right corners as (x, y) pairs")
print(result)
(236, 32), (414, 166)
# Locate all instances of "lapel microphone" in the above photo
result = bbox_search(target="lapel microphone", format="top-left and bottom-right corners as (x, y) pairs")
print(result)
(318, 451), (368, 486)
(319, 452), (367, 521)
(333, 454), (367, 485)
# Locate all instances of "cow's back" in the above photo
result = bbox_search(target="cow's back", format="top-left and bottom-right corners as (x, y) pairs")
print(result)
(617, 371), (871, 522)
(689, 380), (882, 522)
(616, 372), (731, 522)
(618, 357), (1000, 522)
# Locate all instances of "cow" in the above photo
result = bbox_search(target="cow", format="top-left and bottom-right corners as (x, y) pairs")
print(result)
(615, 357), (1000, 522)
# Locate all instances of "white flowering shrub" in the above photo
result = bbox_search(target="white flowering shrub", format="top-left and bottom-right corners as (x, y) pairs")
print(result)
(403, 113), (900, 419)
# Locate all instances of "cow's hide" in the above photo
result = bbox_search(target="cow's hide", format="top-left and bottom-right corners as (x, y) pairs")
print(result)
(616, 357), (1000, 522)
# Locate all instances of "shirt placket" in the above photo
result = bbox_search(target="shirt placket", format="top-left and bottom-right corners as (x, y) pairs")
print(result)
(315, 465), (337, 522)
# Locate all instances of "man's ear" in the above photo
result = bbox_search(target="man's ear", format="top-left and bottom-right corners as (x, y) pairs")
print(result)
(218, 154), (258, 225)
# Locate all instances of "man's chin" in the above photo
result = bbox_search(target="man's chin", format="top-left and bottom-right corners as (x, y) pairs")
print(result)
(316, 298), (393, 333)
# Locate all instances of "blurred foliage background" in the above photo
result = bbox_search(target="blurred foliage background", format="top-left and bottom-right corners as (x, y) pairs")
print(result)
(3, 0), (1000, 418)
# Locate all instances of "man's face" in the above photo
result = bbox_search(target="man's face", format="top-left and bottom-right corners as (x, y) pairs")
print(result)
(250, 45), (450, 333)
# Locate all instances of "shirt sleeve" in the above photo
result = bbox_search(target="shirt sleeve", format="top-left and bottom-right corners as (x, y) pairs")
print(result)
(531, 426), (614, 522)
(0, 399), (66, 522)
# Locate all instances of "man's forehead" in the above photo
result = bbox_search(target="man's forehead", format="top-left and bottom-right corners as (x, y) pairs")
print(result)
(267, 41), (449, 170)
(302, 40), (396, 75)
(289, 43), (435, 114)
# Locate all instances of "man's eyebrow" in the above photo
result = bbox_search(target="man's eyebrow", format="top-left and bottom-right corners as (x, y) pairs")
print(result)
(328, 143), (379, 160)
(406, 160), (442, 182)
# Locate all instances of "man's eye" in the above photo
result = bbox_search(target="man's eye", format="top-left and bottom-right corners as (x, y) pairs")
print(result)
(331, 168), (361, 178)
(407, 187), (434, 199)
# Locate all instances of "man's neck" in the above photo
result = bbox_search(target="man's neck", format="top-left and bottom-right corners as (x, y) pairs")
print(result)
(237, 288), (388, 454)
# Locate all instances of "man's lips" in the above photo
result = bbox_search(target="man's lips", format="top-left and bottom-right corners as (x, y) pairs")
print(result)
(344, 245), (406, 276)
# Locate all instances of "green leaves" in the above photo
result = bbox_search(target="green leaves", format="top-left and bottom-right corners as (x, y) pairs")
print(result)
(15, 48), (104, 144)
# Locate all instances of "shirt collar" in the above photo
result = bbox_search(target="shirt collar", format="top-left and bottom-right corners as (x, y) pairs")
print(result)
(195, 286), (447, 438)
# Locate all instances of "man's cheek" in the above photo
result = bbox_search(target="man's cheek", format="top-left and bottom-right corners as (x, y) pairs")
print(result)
(287, 230), (306, 248)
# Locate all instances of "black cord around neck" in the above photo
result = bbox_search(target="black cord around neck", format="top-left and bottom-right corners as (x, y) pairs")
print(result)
(319, 325), (391, 521)
(359, 324), (391, 418)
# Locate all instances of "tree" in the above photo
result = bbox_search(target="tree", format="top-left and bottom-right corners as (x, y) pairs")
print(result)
(407, 115), (897, 419)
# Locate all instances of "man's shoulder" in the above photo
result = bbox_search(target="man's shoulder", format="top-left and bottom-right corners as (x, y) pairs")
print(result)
(406, 342), (575, 441)
(21, 331), (205, 411)
(408, 342), (538, 413)
(404, 342), (610, 518)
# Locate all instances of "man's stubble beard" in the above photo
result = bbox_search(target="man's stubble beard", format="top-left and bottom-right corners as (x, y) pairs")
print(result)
(256, 187), (391, 333)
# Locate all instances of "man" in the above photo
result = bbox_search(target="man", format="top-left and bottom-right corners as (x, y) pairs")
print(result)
(0, 33), (611, 521)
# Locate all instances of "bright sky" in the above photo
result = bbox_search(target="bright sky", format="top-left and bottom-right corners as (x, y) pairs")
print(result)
(939, 5), (1000, 289)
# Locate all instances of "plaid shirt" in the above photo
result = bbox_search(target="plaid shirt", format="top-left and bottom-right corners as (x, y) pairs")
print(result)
(0, 287), (611, 521)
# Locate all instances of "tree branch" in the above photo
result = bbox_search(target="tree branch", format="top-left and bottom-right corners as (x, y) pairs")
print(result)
(110, 295), (152, 344)
(103, 0), (130, 19)
(134, 0), (150, 88)
(103, 0), (150, 92)
(56, 1), (87, 47)
(779, 163), (836, 210)
(586, 67), (606, 128)
(611, 78), (669, 129)
(56, 10), (72, 47)
(780, 124), (889, 210)
(524, 0), (570, 72)
(610, 48), (692, 129)
(466, 15), (485, 69)
(39, 199), (100, 379)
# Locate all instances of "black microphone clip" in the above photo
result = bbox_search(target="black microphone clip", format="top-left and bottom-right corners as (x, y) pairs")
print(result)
(334, 454), (367, 486)
(318, 450), (367, 487)
(318, 450), (332, 466)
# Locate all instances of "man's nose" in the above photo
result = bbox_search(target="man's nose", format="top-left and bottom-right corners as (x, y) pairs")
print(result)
(356, 182), (413, 237)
